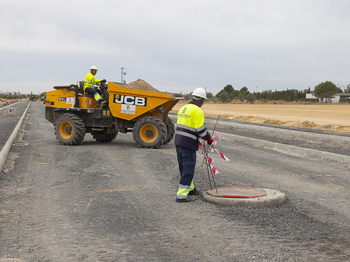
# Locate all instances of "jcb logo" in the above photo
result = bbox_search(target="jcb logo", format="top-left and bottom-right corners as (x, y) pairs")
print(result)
(113, 94), (147, 107)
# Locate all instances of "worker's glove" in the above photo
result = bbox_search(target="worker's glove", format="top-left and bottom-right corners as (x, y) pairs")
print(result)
(208, 138), (217, 147)
(101, 79), (107, 83)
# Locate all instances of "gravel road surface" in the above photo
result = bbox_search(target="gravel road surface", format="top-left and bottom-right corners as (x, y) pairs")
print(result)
(0, 102), (29, 152)
(1, 102), (350, 261)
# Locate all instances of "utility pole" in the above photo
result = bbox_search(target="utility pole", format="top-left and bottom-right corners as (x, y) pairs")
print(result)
(121, 67), (127, 83)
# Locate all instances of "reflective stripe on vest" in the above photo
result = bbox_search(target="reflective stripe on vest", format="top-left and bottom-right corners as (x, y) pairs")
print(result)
(84, 72), (101, 90)
(174, 102), (211, 150)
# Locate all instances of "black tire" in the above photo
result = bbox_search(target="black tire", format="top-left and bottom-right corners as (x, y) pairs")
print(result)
(54, 113), (85, 145)
(164, 118), (175, 145)
(132, 116), (167, 149)
(91, 130), (117, 142)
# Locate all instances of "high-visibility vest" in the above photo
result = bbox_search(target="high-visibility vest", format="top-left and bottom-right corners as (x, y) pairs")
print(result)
(174, 101), (211, 151)
(84, 72), (101, 90)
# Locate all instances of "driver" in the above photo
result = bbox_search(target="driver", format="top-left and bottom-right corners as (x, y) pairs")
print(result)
(84, 66), (107, 107)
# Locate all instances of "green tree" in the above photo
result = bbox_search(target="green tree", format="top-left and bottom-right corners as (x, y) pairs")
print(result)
(239, 86), (249, 95)
(246, 93), (256, 103)
(239, 93), (245, 102)
(223, 85), (234, 94)
(216, 84), (235, 100)
(345, 84), (350, 93)
(206, 92), (214, 99)
(217, 91), (230, 103)
(314, 81), (338, 102)
(238, 86), (249, 102)
(184, 94), (191, 100)
(211, 97), (219, 104)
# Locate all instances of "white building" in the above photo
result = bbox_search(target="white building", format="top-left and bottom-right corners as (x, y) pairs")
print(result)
(306, 93), (350, 103)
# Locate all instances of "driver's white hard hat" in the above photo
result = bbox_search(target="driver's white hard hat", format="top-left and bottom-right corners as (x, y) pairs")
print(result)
(90, 66), (98, 70)
(192, 87), (207, 99)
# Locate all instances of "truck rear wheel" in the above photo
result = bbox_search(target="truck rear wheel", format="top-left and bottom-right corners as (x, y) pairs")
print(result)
(91, 130), (117, 142)
(164, 118), (175, 145)
(133, 116), (167, 149)
(55, 113), (86, 145)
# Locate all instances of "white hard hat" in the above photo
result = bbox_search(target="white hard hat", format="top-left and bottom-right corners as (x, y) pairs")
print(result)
(90, 66), (98, 70)
(192, 87), (207, 99)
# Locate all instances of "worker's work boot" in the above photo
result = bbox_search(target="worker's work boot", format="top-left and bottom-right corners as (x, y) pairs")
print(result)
(176, 195), (196, 203)
(98, 100), (107, 108)
(188, 188), (200, 196)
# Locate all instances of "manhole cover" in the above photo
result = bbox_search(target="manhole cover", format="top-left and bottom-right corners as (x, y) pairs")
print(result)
(206, 186), (267, 198)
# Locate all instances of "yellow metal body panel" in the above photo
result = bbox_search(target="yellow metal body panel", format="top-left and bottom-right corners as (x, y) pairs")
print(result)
(45, 82), (182, 121)
(108, 82), (177, 121)
(78, 97), (99, 108)
(45, 89), (99, 109)
(45, 89), (75, 108)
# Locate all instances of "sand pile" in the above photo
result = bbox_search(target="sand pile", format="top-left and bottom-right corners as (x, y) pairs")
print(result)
(126, 79), (160, 92)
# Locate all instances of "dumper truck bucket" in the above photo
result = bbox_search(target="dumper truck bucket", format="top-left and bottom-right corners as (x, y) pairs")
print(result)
(107, 81), (183, 122)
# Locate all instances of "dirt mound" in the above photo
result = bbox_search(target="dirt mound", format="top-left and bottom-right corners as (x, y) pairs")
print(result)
(297, 121), (319, 128)
(200, 113), (350, 132)
(126, 79), (160, 92)
(330, 125), (350, 132)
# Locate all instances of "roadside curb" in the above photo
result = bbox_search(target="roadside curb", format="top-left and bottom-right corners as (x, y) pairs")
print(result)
(169, 115), (350, 164)
(203, 188), (286, 207)
(204, 118), (350, 145)
(0, 102), (31, 172)
(169, 114), (350, 145)
(215, 131), (350, 164)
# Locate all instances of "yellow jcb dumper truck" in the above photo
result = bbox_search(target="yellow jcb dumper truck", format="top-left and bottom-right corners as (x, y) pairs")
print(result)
(44, 81), (183, 149)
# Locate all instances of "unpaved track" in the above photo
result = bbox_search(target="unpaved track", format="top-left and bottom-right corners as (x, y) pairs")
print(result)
(1, 102), (350, 261)
(172, 101), (350, 131)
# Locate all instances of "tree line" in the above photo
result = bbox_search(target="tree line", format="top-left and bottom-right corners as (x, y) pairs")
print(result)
(183, 81), (350, 103)
(0, 92), (45, 100)
(0, 94), (29, 100)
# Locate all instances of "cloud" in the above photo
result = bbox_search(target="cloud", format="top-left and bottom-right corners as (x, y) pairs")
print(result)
(1, 0), (350, 95)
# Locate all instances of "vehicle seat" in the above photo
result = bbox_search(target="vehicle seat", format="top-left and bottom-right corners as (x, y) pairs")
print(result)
(78, 82), (94, 97)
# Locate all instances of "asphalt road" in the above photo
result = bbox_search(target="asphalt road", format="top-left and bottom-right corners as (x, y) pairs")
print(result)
(1, 102), (350, 261)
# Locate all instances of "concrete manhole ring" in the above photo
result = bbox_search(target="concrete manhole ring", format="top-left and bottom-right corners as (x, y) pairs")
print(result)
(203, 187), (286, 207)
(206, 186), (268, 198)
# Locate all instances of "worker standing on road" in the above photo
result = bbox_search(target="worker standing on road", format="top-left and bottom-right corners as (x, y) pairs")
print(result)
(174, 87), (216, 203)
(84, 66), (107, 107)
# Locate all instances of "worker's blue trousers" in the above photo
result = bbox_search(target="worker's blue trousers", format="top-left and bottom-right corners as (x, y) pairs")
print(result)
(85, 88), (103, 101)
(176, 146), (196, 201)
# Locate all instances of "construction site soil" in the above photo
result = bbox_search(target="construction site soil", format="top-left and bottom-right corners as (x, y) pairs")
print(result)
(1, 101), (350, 261)
(120, 79), (350, 133)
(172, 100), (350, 132)
(125, 79), (160, 92)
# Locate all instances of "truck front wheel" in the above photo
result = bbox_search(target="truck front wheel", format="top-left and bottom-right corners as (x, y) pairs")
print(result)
(133, 116), (167, 149)
(55, 113), (86, 145)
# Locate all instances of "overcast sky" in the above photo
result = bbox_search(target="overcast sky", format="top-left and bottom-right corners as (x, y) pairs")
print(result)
(1, 0), (349, 95)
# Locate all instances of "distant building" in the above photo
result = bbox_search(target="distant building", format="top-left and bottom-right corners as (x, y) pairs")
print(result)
(306, 93), (350, 103)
